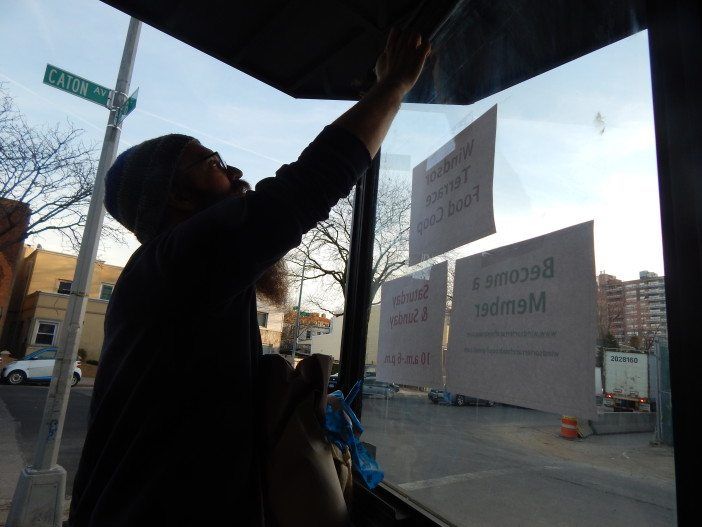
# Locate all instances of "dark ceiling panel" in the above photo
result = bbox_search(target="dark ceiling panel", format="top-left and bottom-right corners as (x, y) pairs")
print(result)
(407, 0), (648, 104)
(100, 0), (647, 105)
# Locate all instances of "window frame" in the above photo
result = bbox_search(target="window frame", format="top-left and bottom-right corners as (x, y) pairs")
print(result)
(32, 319), (60, 347)
(57, 280), (72, 295)
(257, 311), (269, 328)
(100, 283), (115, 301)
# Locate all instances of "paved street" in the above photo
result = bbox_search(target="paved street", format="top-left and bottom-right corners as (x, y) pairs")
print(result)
(363, 393), (676, 526)
(0, 385), (92, 504)
(1, 386), (676, 526)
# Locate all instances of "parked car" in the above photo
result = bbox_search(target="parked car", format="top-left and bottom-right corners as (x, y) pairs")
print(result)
(0, 347), (82, 387)
(328, 373), (399, 394)
(327, 372), (400, 397)
(363, 376), (397, 398)
(428, 388), (495, 407)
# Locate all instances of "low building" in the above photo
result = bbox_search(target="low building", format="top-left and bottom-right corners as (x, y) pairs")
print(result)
(1, 246), (123, 360)
(281, 309), (331, 354)
(1, 245), (285, 360)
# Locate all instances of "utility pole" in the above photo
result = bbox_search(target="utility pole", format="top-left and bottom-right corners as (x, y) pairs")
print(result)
(7, 18), (142, 527)
(292, 256), (307, 365)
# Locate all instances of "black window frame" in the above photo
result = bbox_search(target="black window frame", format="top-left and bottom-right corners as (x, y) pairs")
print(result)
(57, 280), (72, 295)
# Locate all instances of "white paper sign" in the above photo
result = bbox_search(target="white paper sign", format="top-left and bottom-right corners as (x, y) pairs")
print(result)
(376, 261), (448, 387)
(446, 221), (597, 419)
(408, 105), (497, 265)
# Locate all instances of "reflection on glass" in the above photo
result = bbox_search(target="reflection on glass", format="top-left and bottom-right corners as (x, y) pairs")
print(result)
(362, 30), (676, 527)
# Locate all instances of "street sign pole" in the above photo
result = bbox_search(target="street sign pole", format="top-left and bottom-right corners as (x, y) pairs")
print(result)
(7, 17), (142, 527)
(115, 87), (138, 124)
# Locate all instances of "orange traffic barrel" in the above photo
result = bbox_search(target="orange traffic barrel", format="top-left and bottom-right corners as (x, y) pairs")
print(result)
(560, 416), (579, 440)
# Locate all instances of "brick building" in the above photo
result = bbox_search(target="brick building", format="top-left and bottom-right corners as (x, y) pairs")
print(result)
(0, 199), (31, 344)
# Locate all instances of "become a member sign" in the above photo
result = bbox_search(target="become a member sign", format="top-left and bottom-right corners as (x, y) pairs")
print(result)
(376, 261), (448, 387)
(446, 221), (597, 419)
(408, 105), (497, 265)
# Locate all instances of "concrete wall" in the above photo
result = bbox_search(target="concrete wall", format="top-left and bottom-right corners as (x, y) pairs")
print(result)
(311, 315), (343, 360)
(311, 304), (380, 364)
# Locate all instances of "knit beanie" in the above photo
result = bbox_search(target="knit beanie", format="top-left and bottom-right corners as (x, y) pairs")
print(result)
(104, 134), (197, 243)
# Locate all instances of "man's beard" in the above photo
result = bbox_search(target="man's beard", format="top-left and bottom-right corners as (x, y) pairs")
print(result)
(189, 181), (288, 305)
(196, 179), (251, 209)
(256, 259), (288, 306)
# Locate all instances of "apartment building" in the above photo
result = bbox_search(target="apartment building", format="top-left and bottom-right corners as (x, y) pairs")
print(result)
(598, 270), (668, 348)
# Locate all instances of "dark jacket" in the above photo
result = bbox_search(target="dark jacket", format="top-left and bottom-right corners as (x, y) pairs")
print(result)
(69, 125), (371, 526)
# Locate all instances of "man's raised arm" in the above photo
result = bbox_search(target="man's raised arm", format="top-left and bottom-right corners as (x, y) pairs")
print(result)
(156, 30), (431, 300)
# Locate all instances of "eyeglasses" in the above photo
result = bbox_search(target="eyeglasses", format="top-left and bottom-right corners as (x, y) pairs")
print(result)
(182, 151), (228, 172)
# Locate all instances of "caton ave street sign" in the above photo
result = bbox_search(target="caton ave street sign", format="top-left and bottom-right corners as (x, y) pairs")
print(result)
(43, 64), (113, 108)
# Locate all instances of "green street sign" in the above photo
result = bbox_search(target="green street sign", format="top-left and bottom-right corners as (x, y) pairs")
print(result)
(115, 88), (138, 125)
(43, 64), (112, 108)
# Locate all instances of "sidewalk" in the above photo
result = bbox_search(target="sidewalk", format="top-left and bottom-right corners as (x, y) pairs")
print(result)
(0, 500), (71, 526)
(0, 394), (25, 525)
(77, 376), (95, 388)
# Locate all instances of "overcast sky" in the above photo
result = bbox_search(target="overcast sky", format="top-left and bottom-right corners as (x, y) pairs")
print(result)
(1, 0), (664, 292)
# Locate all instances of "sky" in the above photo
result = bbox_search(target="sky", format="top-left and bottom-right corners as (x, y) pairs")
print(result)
(0, 0), (664, 305)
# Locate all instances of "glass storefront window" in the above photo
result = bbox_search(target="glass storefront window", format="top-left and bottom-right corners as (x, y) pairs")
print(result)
(361, 29), (676, 526)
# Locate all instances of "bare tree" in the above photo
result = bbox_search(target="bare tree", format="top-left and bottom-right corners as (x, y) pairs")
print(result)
(287, 175), (412, 313)
(0, 84), (124, 252)
(641, 324), (664, 352)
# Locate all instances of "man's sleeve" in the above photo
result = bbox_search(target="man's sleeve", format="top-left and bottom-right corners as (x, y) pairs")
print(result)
(154, 125), (371, 303)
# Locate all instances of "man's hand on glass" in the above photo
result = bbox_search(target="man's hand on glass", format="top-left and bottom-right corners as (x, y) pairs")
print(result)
(374, 28), (432, 96)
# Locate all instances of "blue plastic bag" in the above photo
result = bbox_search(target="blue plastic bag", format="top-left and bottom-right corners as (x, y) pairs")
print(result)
(324, 379), (384, 489)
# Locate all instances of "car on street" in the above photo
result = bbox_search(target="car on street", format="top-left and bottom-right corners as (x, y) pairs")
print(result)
(0, 347), (82, 387)
(328, 371), (400, 394)
(428, 388), (495, 407)
(363, 376), (398, 398)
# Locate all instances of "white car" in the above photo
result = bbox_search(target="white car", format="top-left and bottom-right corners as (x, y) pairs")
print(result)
(0, 347), (82, 387)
